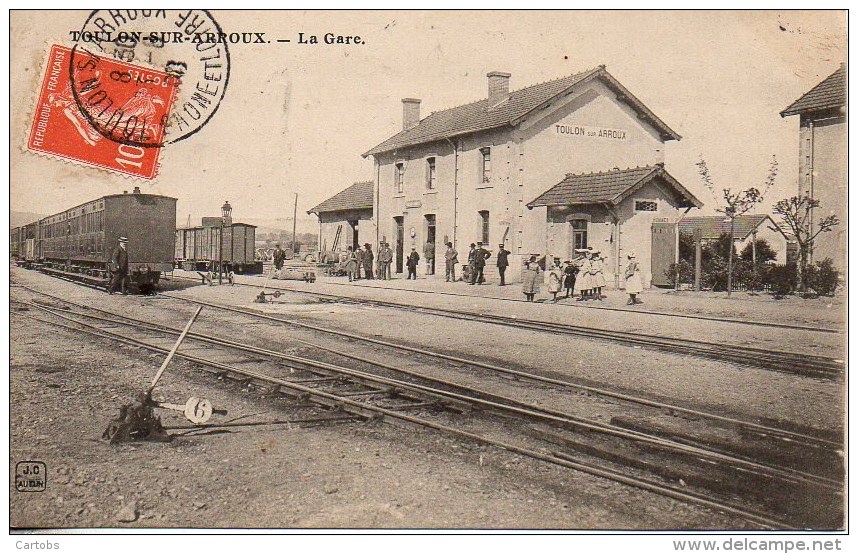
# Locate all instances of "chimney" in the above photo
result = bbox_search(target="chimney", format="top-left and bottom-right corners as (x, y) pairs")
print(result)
(402, 98), (421, 130)
(487, 71), (511, 104)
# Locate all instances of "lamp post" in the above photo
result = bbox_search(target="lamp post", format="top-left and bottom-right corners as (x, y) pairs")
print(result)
(219, 201), (232, 285)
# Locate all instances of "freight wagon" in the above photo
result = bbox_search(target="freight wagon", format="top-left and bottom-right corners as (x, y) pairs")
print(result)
(175, 222), (262, 274)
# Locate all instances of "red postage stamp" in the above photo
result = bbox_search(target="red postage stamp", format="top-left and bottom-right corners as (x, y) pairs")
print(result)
(27, 44), (179, 179)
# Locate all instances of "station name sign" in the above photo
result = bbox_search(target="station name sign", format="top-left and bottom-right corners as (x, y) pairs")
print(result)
(555, 124), (628, 141)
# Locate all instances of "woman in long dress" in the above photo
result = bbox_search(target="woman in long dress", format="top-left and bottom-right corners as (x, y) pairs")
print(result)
(521, 257), (541, 302)
(624, 252), (643, 305)
(591, 249), (606, 300)
(547, 258), (563, 303)
(345, 246), (358, 282)
(574, 251), (593, 301)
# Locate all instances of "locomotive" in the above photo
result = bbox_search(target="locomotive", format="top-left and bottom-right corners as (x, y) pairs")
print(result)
(11, 187), (177, 292)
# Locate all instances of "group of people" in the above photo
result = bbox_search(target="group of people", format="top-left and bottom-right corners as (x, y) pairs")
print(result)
(337, 239), (644, 306)
(524, 248), (643, 305)
(341, 242), (395, 281)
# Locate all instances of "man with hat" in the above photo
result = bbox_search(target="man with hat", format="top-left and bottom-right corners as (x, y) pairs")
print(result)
(362, 243), (374, 280)
(272, 243), (286, 271)
(444, 242), (458, 282)
(469, 241), (491, 285)
(108, 236), (130, 295)
(377, 242), (393, 280)
(496, 243), (510, 286)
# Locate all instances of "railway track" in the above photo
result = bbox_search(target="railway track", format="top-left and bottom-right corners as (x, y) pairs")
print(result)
(10, 284), (845, 529)
(168, 275), (845, 379)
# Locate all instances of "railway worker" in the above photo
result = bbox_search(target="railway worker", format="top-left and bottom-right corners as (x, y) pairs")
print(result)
(444, 242), (458, 282)
(521, 256), (540, 301)
(591, 248), (607, 300)
(423, 239), (436, 276)
(469, 242), (491, 285)
(108, 236), (130, 295)
(362, 243), (374, 280)
(624, 252), (643, 305)
(273, 243), (286, 271)
(406, 247), (420, 279)
(547, 257), (563, 303)
(496, 243), (511, 286)
(345, 246), (358, 282)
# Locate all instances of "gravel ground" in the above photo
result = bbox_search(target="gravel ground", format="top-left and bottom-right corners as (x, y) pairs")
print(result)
(199, 271), (845, 357)
(10, 267), (841, 529)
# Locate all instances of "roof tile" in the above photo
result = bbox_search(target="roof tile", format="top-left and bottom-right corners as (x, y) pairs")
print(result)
(781, 65), (846, 117)
(365, 66), (680, 156)
(308, 181), (374, 214)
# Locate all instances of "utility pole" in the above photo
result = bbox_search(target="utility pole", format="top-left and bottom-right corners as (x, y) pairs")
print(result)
(292, 192), (298, 256)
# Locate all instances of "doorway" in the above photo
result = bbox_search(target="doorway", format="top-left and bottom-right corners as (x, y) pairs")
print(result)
(394, 216), (404, 274)
(425, 214), (436, 275)
(348, 220), (359, 250)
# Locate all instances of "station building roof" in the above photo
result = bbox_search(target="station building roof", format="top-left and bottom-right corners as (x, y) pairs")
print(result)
(527, 165), (702, 210)
(781, 64), (846, 117)
(678, 214), (787, 241)
(308, 180), (374, 215)
(364, 65), (681, 157)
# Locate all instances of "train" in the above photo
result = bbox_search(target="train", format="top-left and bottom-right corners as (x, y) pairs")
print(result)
(174, 223), (263, 274)
(11, 188), (177, 292)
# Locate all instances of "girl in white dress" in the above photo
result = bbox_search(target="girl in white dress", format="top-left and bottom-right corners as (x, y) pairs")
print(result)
(624, 252), (643, 305)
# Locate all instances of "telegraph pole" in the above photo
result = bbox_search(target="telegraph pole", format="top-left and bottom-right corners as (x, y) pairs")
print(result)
(292, 192), (298, 256)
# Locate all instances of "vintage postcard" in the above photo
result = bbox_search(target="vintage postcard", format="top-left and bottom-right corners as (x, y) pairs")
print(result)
(8, 8), (848, 544)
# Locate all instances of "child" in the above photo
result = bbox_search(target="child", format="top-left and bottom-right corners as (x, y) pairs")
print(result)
(563, 260), (578, 298)
(624, 252), (643, 305)
(548, 258), (563, 303)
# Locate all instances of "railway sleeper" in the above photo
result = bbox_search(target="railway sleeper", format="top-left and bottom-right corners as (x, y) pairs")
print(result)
(611, 416), (844, 481)
(536, 427), (842, 528)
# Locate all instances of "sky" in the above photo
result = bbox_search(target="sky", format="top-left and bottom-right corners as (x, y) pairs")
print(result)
(9, 10), (847, 227)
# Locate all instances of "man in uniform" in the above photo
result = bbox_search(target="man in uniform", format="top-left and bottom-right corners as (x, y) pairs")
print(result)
(469, 241), (491, 285)
(108, 236), (130, 295)
(272, 243), (286, 271)
(444, 242), (458, 282)
(496, 243), (511, 286)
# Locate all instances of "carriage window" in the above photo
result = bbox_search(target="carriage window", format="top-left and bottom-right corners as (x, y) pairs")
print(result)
(634, 199), (658, 212)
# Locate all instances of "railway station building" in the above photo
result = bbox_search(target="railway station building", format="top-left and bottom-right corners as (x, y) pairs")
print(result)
(780, 64), (846, 271)
(364, 66), (703, 285)
(308, 180), (375, 257)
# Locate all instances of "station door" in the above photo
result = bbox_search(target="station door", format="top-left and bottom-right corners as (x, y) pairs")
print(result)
(650, 221), (676, 287)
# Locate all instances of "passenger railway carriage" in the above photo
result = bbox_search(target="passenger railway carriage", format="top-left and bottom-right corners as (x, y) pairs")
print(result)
(11, 188), (177, 291)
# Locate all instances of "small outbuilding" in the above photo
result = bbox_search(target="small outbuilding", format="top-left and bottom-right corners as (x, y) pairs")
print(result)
(308, 180), (375, 258)
(527, 164), (703, 288)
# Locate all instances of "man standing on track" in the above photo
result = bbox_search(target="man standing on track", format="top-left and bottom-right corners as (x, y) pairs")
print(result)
(272, 243), (286, 271)
(108, 236), (129, 295)
(496, 243), (510, 286)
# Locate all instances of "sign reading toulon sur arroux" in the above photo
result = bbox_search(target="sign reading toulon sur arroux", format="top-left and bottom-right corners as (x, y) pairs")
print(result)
(555, 124), (628, 140)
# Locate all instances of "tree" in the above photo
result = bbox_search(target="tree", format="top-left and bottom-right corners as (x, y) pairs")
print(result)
(740, 237), (778, 265)
(696, 155), (778, 296)
(771, 195), (840, 292)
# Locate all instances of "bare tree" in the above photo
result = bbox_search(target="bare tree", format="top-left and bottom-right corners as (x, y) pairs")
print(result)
(771, 195), (840, 292)
(696, 156), (778, 296)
